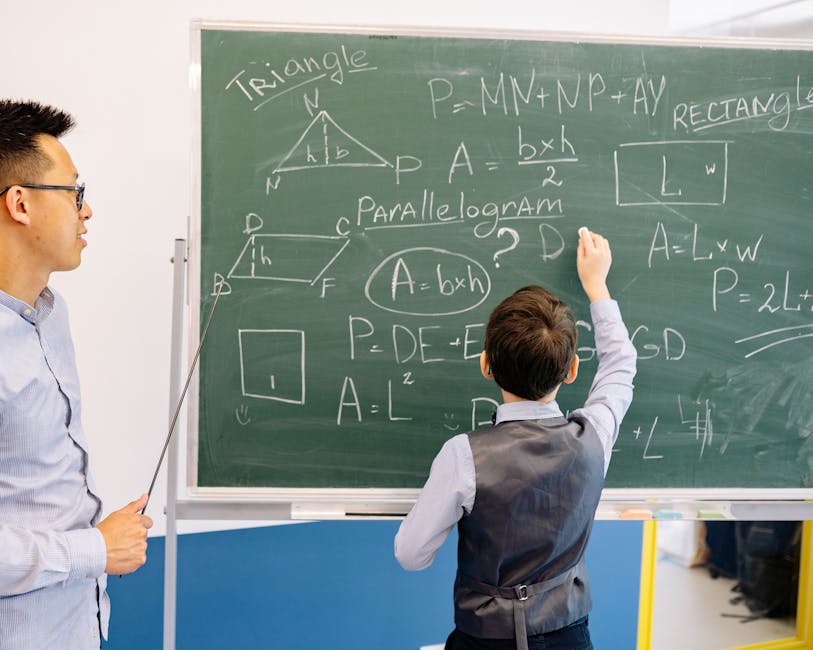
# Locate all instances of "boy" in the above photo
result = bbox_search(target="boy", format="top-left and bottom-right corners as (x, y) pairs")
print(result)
(395, 228), (636, 650)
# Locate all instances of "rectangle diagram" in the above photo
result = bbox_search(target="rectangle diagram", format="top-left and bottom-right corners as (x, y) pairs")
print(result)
(238, 329), (305, 404)
(614, 140), (729, 206)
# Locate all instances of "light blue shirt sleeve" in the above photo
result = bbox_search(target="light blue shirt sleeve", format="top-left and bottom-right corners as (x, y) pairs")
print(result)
(572, 299), (637, 475)
(0, 526), (106, 595)
(394, 433), (475, 571)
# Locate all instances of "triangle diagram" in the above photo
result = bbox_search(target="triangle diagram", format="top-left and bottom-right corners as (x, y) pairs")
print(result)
(274, 110), (392, 173)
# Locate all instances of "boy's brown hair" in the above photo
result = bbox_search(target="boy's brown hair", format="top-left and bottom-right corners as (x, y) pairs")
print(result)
(484, 285), (578, 400)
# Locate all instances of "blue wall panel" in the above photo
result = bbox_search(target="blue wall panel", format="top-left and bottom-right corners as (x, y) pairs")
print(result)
(103, 520), (641, 649)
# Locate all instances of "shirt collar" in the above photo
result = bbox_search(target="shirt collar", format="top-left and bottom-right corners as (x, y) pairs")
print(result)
(494, 400), (563, 425)
(0, 286), (55, 325)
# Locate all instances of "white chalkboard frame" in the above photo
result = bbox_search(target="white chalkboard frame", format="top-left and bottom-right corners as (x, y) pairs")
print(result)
(183, 19), (813, 520)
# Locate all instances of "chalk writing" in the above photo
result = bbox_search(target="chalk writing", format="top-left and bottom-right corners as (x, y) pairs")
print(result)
(225, 44), (376, 110)
(198, 29), (813, 490)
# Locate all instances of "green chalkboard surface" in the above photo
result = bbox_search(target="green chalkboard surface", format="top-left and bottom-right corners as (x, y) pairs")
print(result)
(193, 24), (813, 493)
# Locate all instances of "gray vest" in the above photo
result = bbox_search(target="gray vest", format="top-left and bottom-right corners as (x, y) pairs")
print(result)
(454, 415), (604, 646)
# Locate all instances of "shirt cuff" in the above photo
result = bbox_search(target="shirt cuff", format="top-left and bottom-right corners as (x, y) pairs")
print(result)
(65, 527), (107, 580)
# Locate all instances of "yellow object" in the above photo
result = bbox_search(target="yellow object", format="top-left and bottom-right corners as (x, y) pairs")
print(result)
(637, 520), (812, 650)
(637, 521), (658, 650)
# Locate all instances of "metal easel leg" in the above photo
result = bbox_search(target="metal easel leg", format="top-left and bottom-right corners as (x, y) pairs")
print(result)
(164, 238), (186, 650)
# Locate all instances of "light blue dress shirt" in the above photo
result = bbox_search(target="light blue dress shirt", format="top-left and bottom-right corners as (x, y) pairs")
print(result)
(395, 299), (637, 571)
(0, 287), (109, 649)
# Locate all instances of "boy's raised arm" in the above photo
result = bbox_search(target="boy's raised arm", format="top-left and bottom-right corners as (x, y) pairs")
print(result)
(573, 227), (637, 474)
(577, 226), (612, 303)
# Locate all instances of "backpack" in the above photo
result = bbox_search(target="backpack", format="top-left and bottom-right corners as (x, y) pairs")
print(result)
(704, 520), (738, 580)
(705, 520), (801, 619)
(732, 521), (802, 619)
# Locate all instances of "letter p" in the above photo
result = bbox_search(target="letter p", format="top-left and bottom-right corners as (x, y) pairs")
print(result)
(428, 78), (454, 119)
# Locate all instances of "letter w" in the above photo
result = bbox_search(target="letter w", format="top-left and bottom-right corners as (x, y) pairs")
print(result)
(736, 234), (764, 263)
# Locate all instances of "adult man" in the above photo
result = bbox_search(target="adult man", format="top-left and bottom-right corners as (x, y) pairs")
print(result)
(0, 99), (153, 648)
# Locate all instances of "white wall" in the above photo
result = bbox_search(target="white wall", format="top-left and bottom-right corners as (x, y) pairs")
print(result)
(670, 0), (813, 37)
(11, 0), (807, 537)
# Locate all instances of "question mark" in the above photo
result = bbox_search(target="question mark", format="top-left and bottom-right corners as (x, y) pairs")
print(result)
(493, 227), (520, 268)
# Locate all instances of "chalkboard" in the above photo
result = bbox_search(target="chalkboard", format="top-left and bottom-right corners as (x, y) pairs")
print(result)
(191, 23), (813, 496)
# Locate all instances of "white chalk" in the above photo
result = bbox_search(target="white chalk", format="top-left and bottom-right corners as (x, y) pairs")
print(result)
(579, 226), (589, 238)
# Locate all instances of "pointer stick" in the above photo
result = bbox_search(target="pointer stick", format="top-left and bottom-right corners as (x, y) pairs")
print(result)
(142, 282), (224, 516)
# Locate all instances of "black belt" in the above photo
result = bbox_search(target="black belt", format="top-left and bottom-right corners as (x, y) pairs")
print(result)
(457, 566), (579, 650)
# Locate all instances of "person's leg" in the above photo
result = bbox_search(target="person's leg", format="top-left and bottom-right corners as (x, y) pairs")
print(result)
(445, 628), (518, 650)
(447, 620), (593, 650)
(542, 616), (593, 650)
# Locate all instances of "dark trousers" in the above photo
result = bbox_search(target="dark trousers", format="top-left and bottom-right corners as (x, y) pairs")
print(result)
(445, 616), (593, 650)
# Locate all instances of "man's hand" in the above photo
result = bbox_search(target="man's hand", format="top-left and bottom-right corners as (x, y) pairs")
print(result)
(577, 227), (612, 303)
(96, 494), (154, 575)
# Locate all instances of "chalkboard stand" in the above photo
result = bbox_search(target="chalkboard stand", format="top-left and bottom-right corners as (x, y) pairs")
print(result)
(163, 238), (186, 650)
(160, 21), (813, 645)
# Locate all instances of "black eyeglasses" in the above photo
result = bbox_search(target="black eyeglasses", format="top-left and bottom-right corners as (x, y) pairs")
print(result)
(0, 183), (86, 212)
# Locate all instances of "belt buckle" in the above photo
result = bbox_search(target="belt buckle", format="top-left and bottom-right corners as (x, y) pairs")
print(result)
(516, 584), (528, 601)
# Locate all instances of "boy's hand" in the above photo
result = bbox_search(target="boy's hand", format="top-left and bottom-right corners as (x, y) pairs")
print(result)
(577, 227), (612, 302)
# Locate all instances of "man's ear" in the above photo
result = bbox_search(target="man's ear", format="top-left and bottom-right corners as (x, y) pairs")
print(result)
(562, 354), (580, 384)
(3, 186), (32, 225)
(480, 350), (492, 380)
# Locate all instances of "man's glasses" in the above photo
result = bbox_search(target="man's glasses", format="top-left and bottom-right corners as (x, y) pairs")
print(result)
(0, 183), (86, 212)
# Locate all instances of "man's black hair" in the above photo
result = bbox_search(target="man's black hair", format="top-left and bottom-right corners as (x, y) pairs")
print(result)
(0, 100), (75, 186)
